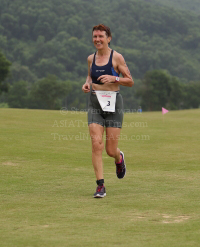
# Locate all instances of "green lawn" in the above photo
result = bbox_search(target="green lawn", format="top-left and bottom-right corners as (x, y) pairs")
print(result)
(0, 108), (200, 247)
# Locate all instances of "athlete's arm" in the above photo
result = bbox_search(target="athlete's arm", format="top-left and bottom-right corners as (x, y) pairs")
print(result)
(82, 55), (93, 93)
(116, 54), (134, 87)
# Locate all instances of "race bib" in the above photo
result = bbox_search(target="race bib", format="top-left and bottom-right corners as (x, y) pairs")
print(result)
(95, 91), (117, 112)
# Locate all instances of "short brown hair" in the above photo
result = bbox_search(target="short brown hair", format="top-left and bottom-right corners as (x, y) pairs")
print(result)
(92, 24), (112, 44)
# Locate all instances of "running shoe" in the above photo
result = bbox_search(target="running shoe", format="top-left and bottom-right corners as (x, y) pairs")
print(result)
(115, 151), (126, 179)
(93, 185), (106, 198)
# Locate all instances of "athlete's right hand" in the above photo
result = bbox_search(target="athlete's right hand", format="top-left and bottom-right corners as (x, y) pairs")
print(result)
(82, 83), (90, 93)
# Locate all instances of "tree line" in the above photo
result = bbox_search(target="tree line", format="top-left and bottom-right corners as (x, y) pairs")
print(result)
(1, 50), (199, 111)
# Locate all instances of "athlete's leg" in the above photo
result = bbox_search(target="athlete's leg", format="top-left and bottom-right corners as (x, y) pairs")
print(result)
(105, 127), (121, 163)
(106, 127), (126, 179)
(89, 123), (104, 180)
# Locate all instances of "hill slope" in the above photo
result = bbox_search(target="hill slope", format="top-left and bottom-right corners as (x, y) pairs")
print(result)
(0, 0), (200, 82)
(149, 0), (200, 14)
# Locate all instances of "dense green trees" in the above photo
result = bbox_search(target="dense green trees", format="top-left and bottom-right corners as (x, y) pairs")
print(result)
(140, 70), (171, 111)
(1, 0), (200, 83)
(7, 75), (71, 110)
(151, 0), (200, 14)
(183, 81), (200, 109)
(5, 70), (199, 111)
(139, 70), (200, 111)
(29, 75), (70, 109)
(0, 0), (200, 110)
(7, 81), (28, 108)
(0, 50), (11, 94)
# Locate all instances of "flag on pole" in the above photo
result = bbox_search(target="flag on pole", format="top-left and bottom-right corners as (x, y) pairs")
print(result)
(162, 107), (169, 115)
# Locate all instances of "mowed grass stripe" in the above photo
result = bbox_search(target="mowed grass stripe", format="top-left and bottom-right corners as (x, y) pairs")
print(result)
(0, 108), (200, 247)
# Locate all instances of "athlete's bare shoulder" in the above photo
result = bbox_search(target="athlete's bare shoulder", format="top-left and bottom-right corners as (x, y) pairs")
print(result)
(113, 51), (125, 65)
(87, 54), (94, 63)
(87, 54), (94, 68)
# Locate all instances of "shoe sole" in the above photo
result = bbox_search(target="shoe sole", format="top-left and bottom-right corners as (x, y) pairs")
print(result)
(93, 193), (106, 198)
(118, 151), (126, 179)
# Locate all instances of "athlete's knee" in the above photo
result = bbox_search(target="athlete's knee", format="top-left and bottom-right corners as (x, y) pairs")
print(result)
(92, 140), (104, 153)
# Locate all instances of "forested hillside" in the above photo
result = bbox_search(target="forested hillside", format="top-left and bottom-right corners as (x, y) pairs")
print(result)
(0, 0), (200, 110)
(1, 0), (200, 83)
(149, 0), (200, 14)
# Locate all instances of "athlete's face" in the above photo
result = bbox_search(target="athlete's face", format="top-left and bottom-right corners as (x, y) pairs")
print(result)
(92, 30), (111, 49)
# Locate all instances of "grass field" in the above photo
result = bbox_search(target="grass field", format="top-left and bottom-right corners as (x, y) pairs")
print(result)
(0, 108), (200, 247)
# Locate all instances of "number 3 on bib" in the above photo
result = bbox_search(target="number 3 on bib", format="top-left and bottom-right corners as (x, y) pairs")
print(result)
(95, 91), (117, 112)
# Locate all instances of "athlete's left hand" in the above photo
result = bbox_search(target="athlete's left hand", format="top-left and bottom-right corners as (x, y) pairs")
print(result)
(97, 75), (115, 84)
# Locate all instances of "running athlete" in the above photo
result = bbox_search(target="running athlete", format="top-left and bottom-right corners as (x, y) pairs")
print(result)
(82, 24), (134, 198)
